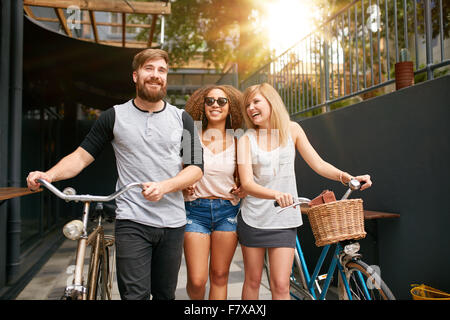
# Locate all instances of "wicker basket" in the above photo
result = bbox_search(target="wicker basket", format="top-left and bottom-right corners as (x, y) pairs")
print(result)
(306, 199), (366, 247)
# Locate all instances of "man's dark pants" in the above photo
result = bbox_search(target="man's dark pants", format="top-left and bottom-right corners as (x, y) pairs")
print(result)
(114, 219), (185, 300)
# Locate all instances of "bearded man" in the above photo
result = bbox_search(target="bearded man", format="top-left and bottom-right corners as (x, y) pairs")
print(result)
(27, 49), (204, 300)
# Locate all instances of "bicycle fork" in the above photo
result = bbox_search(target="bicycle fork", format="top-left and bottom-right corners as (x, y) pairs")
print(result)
(87, 221), (109, 300)
(66, 202), (91, 299)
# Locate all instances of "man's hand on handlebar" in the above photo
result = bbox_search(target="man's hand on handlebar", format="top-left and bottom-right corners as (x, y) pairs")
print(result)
(27, 171), (52, 191)
(142, 181), (166, 202)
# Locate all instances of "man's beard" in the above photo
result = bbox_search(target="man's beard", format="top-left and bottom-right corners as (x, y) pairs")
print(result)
(136, 78), (167, 102)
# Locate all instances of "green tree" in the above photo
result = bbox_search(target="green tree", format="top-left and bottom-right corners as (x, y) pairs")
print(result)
(130, 0), (273, 79)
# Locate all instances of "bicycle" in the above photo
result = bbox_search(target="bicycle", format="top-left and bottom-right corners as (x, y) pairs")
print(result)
(37, 179), (143, 300)
(265, 179), (395, 300)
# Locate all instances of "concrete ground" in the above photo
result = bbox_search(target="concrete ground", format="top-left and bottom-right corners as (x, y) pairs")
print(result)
(16, 223), (273, 300)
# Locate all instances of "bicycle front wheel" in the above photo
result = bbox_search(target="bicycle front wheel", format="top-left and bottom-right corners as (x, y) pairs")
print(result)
(344, 260), (395, 300)
(290, 249), (314, 300)
(94, 246), (111, 300)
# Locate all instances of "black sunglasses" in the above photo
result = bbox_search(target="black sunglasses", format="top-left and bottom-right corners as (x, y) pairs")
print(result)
(204, 97), (228, 107)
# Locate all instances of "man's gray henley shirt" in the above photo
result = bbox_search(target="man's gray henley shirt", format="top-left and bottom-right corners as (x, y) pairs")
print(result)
(80, 99), (203, 228)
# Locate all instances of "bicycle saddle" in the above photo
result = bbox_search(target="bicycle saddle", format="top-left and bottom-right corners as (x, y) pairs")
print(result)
(91, 202), (117, 222)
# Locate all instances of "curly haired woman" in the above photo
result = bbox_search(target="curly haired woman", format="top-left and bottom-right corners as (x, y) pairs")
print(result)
(183, 84), (246, 300)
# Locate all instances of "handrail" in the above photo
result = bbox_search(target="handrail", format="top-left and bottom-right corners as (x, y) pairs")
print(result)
(240, 0), (450, 118)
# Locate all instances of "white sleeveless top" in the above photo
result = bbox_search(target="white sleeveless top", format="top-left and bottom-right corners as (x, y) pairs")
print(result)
(240, 131), (303, 229)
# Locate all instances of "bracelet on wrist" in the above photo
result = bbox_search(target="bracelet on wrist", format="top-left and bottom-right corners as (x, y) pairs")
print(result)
(339, 171), (353, 185)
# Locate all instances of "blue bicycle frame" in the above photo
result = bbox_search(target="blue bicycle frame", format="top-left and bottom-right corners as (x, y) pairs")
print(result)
(292, 235), (371, 300)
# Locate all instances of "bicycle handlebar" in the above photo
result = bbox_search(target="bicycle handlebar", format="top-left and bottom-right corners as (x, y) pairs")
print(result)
(340, 179), (361, 200)
(37, 179), (144, 202)
(274, 179), (362, 213)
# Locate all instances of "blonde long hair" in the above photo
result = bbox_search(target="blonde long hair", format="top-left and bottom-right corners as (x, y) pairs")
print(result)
(242, 83), (291, 146)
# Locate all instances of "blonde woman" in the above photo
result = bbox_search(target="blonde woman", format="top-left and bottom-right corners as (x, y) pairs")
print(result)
(183, 85), (246, 300)
(237, 83), (372, 300)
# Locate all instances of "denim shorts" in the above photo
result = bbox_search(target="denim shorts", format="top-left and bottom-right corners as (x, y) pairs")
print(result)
(184, 198), (240, 234)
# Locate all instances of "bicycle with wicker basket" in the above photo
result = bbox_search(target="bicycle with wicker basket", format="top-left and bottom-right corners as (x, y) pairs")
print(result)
(269, 179), (396, 300)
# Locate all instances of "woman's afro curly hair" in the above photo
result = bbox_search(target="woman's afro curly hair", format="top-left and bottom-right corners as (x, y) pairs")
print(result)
(184, 85), (244, 130)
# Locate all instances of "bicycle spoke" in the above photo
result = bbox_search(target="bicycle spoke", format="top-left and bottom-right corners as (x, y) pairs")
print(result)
(344, 260), (395, 300)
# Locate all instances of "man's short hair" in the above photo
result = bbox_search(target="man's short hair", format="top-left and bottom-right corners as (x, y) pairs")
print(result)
(132, 49), (169, 71)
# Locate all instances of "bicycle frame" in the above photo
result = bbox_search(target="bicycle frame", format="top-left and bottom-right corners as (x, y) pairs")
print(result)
(293, 236), (371, 300)
(63, 201), (93, 299)
(278, 179), (374, 300)
(37, 179), (142, 300)
(61, 201), (114, 300)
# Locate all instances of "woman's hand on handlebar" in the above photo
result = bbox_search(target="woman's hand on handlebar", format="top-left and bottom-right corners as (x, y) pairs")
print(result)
(354, 174), (372, 191)
(274, 191), (294, 208)
(26, 171), (52, 191)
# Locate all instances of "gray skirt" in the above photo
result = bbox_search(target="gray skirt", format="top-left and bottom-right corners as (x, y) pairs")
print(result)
(237, 212), (297, 248)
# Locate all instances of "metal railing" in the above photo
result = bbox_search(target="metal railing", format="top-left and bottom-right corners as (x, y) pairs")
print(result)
(216, 63), (239, 88)
(240, 0), (449, 118)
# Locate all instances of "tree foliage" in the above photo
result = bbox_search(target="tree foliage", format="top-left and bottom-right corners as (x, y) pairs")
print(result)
(130, 0), (273, 79)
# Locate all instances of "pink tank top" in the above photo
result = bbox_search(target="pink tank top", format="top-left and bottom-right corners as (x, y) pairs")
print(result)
(184, 136), (240, 205)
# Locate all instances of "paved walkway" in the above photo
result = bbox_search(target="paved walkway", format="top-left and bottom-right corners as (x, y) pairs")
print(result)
(16, 224), (272, 300)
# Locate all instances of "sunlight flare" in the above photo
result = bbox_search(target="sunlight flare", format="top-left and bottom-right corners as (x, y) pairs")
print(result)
(261, 0), (320, 55)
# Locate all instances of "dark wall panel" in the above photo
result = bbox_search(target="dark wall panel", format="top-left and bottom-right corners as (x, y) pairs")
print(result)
(295, 75), (450, 299)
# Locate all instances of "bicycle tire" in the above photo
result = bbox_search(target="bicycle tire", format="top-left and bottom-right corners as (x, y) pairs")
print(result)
(87, 236), (110, 300)
(290, 250), (314, 300)
(344, 260), (395, 300)
(94, 246), (111, 300)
